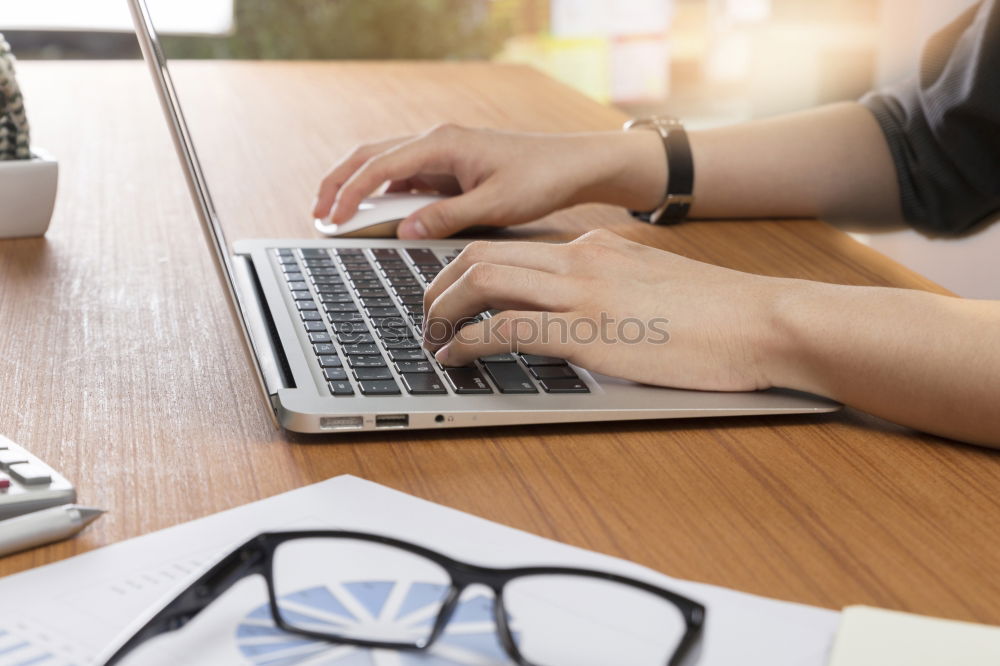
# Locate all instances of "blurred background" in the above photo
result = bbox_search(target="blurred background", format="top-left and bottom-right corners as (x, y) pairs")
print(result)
(3, 0), (996, 297)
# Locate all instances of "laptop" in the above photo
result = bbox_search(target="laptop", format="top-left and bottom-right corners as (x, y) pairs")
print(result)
(127, 0), (838, 433)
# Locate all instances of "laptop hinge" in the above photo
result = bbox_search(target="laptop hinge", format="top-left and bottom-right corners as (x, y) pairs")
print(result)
(231, 254), (294, 406)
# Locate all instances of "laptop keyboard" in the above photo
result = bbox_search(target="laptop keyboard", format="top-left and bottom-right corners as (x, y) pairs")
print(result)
(273, 247), (590, 398)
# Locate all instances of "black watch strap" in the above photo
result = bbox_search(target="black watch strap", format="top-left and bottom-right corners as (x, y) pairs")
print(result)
(624, 117), (695, 225)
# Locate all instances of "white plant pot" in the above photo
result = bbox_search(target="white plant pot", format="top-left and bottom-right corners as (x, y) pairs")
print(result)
(0, 148), (58, 239)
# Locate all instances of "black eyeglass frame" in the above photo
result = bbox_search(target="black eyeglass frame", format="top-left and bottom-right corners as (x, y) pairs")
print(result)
(100, 530), (705, 666)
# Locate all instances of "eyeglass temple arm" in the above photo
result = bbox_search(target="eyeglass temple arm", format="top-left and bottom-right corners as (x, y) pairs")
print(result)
(98, 538), (267, 665)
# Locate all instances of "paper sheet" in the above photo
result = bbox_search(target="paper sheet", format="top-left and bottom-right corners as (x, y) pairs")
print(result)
(0, 475), (839, 665)
(828, 606), (1000, 666)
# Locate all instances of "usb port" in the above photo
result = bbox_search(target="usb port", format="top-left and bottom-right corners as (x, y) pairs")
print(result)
(320, 416), (364, 430)
(375, 414), (409, 428)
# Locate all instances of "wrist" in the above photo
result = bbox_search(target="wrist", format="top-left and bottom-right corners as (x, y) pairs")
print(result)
(756, 278), (842, 395)
(571, 131), (667, 211)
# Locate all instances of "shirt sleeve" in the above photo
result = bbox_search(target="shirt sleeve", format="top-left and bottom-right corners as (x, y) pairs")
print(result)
(861, 0), (1000, 234)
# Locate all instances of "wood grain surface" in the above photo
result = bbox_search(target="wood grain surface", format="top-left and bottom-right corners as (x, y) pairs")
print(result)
(2, 61), (999, 627)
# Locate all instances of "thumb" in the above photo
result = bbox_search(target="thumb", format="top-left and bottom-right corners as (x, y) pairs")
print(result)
(398, 188), (495, 239)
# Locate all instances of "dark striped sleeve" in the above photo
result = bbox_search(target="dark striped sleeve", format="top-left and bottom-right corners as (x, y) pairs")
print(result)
(861, 0), (1000, 234)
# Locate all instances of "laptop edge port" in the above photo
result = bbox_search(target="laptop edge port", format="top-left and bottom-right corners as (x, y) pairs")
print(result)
(375, 414), (409, 429)
(320, 416), (364, 430)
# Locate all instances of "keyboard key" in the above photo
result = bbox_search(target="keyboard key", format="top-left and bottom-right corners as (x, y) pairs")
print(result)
(300, 311), (324, 322)
(347, 355), (388, 368)
(318, 355), (343, 368)
(331, 320), (368, 335)
(483, 362), (538, 394)
(319, 291), (354, 305)
(309, 332), (333, 344)
(323, 367), (349, 381)
(401, 373), (448, 395)
(328, 381), (355, 396)
(303, 321), (327, 332)
(324, 302), (360, 313)
(336, 331), (375, 345)
(365, 306), (401, 318)
(313, 343), (338, 355)
(539, 378), (590, 393)
(382, 338), (421, 350)
(296, 300), (318, 311)
(287, 280), (309, 291)
(344, 343), (380, 356)
(354, 367), (394, 381)
(442, 367), (493, 394)
(404, 248), (441, 266)
(529, 365), (578, 380)
(359, 380), (401, 395)
(387, 349), (427, 362)
(519, 354), (568, 367)
(395, 360), (434, 374)
(328, 312), (366, 323)
(372, 248), (400, 260)
(359, 297), (395, 308)
(480, 353), (516, 363)
(356, 288), (389, 299)
(291, 290), (314, 301)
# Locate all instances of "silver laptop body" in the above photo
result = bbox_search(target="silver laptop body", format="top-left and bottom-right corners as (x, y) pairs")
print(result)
(128, 0), (839, 434)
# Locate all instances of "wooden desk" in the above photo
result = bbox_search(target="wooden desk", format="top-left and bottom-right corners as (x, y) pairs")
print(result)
(3, 61), (999, 626)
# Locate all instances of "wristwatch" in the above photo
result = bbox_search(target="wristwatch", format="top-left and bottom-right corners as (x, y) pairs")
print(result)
(623, 116), (694, 225)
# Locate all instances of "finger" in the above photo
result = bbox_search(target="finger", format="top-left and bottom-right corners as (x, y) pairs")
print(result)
(313, 136), (409, 218)
(433, 310), (582, 367)
(423, 240), (570, 311)
(396, 183), (504, 240)
(422, 263), (582, 351)
(387, 174), (463, 195)
(331, 134), (458, 224)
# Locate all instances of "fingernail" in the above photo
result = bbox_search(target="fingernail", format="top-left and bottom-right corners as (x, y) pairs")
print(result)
(434, 345), (450, 364)
(409, 218), (428, 239)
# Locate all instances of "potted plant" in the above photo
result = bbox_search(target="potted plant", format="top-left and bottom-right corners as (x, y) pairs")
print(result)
(0, 32), (57, 239)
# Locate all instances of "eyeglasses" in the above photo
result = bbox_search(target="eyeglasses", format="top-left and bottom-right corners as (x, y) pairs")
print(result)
(99, 530), (705, 666)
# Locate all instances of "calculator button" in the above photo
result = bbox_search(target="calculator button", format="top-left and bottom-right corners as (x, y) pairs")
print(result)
(0, 451), (28, 470)
(8, 463), (52, 485)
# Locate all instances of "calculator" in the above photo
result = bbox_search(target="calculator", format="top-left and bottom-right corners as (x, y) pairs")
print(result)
(0, 435), (76, 520)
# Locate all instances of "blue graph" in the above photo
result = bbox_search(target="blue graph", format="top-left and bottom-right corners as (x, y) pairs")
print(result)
(234, 581), (514, 665)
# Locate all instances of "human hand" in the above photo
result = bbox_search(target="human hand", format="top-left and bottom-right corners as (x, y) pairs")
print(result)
(422, 229), (788, 392)
(313, 125), (666, 239)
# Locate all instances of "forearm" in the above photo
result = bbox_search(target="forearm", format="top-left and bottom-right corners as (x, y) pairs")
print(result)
(764, 281), (1000, 447)
(594, 102), (904, 223)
